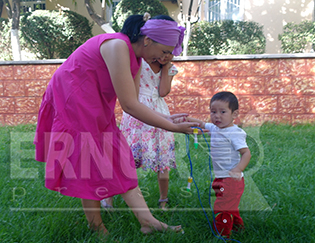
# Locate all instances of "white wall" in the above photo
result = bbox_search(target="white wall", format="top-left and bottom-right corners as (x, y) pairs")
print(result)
(244, 0), (314, 53)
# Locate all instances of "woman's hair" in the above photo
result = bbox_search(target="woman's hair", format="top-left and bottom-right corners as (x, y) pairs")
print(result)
(121, 14), (175, 43)
(151, 15), (174, 21)
(120, 15), (145, 43)
(210, 91), (239, 112)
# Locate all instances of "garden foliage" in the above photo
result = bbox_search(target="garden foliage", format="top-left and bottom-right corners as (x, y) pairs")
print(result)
(0, 18), (11, 60)
(20, 10), (93, 59)
(188, 20), (266, 55)
(278, 20), (315, 53)
(0, 18), (16, 61)
(112, 0), (169, 32)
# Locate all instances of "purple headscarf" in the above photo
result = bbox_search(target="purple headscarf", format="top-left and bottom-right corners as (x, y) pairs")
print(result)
(140, 19), (186, 56)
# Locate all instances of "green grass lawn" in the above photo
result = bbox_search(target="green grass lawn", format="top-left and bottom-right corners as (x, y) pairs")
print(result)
(0, 123), (314, 243)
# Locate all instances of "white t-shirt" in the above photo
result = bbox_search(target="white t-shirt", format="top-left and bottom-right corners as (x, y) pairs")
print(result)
(204, 123), (248, 178)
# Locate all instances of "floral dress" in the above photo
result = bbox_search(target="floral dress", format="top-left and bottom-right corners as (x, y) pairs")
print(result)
(120, 59), (176, 172)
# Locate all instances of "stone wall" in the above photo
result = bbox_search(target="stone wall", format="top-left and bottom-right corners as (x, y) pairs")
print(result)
(1, 54), (315, 126)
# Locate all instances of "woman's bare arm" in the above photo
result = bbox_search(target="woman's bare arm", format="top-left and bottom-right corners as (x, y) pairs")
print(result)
(100, 39), (198, 134)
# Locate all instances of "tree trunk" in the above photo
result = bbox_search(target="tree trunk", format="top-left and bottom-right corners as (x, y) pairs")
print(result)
(0, 0), (3, 17)
(11, 29), (21, 60)
(84, 0), (115, 33)
(11, 0), (21, 61)
(182, 0), (194, 57)
(182, 21), (191, 57)
(3, 0), (12, 19)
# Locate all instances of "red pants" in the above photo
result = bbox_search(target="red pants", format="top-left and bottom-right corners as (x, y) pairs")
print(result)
(212, 177), (245, 238)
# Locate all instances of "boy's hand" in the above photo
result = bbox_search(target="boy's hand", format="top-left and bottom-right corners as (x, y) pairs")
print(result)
(229, 168), (243, 181)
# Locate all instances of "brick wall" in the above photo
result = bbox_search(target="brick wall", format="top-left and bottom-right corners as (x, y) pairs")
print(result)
(1, 54), (315, 126)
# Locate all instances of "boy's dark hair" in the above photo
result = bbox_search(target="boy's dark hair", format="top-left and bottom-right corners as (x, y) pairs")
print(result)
(210, 91), (239, 112)
(120, 14), (174, 43)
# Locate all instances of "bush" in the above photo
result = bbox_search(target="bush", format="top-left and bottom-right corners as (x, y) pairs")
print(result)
(20, 10), (93, 59)
(0, 18), (29, 61)
(278, 20), (315, 53)
(0, 18), (12, 61)
(188, 20), (266, 55)
(112, 0), (169, 32)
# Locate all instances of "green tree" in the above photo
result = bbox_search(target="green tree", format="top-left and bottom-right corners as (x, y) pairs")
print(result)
(278, 20), (315, 53)
(111, 0), (168, 32)
(0, 17), (13, 60)
(1, 0), (22, 60)
(20, 10), (93, 59)
(188, 20), (266, 55)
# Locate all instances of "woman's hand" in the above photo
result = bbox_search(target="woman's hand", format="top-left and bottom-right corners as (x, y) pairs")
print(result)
(171, 121), (209, 134)
(173, 122), (199, 134)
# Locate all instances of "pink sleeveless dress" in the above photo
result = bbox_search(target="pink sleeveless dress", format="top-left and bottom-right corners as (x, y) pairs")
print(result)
(34, 33), (141, 200)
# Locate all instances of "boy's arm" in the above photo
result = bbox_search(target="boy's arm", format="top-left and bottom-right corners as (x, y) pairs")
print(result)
(229, 147), (251, 180)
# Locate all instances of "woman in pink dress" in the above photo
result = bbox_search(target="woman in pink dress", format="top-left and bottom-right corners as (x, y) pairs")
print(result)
(34, 13), (197, 237)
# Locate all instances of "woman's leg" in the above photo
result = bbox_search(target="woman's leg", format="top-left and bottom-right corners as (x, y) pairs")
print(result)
(158, 169), (169, 209)
(121, 186), (181, 234)
(81, 199), (108, 235)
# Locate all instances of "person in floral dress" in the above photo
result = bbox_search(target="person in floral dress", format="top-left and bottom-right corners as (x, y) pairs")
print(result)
(122, 55), (177, 210)
(102, 52), (180, 210)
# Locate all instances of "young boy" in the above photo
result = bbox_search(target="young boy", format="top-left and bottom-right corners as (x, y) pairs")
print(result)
(183, 91), (251, 238)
